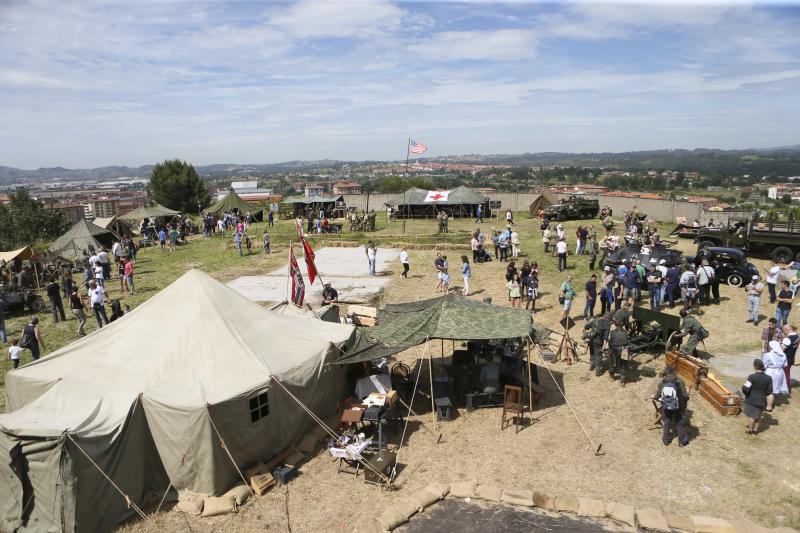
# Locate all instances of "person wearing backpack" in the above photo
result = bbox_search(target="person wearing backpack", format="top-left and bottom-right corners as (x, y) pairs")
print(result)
(679, 264), (698, 310)
(677, 308), (708, 356)
(652, 365), (689, 446)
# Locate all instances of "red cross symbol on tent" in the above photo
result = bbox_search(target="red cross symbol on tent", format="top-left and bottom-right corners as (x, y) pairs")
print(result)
(430, 192), (446, 201)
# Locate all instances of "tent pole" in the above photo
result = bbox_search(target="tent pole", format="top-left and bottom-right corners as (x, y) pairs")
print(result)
(426, 339), (437, 434)
(441, 338), (444, 361)
(527, 337), (534, 413)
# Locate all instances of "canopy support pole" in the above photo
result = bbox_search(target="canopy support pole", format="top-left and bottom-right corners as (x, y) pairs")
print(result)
(527, 337), (534, 413)
(426, 338), (437, 435)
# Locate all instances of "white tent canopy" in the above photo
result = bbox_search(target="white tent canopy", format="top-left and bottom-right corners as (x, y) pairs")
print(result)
(0, 270), (356, 532)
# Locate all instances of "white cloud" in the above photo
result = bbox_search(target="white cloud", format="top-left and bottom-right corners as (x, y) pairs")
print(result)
(0, 69), (77, 89)
(408, 30), (537, 61)
(268, 0), (404, 39)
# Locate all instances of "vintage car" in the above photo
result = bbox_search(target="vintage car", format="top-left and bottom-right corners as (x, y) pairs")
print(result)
(686, 247), (759, 287)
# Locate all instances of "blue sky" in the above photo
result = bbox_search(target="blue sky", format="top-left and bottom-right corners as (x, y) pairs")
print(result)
(1, 0), (799, 168)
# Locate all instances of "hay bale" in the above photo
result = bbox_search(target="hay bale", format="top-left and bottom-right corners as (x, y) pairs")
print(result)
(533, 492), (556, 510)
(375, 507), (406, 531)
(449, 480), (477, 498)
(577, 497), (606, 517)
(424, 482), (450, 499)
(691, 516), (736, 533)
(410, 490), (440, 512)
(554, 495), (580, 514)
(605, 501), (636, 527)
(475, 484), (502, 502)
(637, 508), (670, 532)
(665, 513), (695, 532)
(501, 488), (534, 507)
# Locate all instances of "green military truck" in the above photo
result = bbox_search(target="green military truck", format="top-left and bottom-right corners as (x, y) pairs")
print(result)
(543, 195), (600, 222)
(695, 213), (800, 263)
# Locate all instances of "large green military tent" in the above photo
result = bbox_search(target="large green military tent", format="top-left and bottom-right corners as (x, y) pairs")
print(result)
(118, 203), (179, 221)
(206, 191), (263, 221)
(47, 219), (118, 258)
(0, 270), (360, 532)
(384, 185), (488, 218)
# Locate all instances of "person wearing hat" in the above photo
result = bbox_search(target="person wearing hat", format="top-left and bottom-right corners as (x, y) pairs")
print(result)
(321, 282), (338, 306)
(696, 259), (715, 307)
(651, 365), (689, 446)
(742, 358), (773, 434)
(745, 274), (764, 325)
(656, 258), (668, 303)
(762, 340), (788, 407)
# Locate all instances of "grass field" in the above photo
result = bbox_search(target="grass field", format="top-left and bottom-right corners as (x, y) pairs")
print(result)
(4, 211), (799, 532)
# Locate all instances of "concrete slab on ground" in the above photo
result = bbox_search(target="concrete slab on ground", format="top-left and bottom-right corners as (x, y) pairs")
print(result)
(227, 247), (400, 305)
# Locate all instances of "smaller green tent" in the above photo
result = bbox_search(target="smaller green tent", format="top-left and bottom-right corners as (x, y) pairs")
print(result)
(384, 185), (488, 218)
(118, 203), (179, 221)
(206, 191), (263, 221)
(48, 220), (119, 258)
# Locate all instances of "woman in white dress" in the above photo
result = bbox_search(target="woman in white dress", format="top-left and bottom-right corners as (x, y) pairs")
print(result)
(762, 340), (788, 410)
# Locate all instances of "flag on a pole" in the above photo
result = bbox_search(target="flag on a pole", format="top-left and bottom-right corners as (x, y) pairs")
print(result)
(295, 219), (318, 285)
(289, 244), (305, 306)
(409, 139), (428, 154)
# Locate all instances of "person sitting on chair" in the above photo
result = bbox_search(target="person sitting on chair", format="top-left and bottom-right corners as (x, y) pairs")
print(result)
(322, 282), (339, 305)
(479, 353), (501, 394)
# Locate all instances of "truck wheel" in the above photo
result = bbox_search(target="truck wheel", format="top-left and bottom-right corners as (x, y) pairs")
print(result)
(772, 246), (793, 264)
(727, 273), (744, 287)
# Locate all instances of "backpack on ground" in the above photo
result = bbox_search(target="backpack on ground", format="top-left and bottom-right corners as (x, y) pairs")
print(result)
(660, 381), (681, 412)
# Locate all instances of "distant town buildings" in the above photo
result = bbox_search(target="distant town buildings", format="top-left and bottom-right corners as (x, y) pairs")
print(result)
(549, 184), (608, 194)
(92, 198), (119, 218)
(228, 179), (278, 202)
(304, 182), (326, 197)
(332, 181), (362, 195)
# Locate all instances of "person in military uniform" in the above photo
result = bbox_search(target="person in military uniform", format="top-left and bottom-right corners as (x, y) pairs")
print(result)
(677, 308), (707, 356)
(608, 319), (630, 381)
(585, 311), (612, 375)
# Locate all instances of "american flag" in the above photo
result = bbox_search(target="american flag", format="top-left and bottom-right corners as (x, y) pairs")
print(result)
(409, 139), (428, 154)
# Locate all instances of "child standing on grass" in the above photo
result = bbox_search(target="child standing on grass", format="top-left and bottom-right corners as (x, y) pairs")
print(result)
(8, 339), (22, 370)
(461, 255), (471, 296)
(507, 274), (522, 308)
(441, 269), (451, 294)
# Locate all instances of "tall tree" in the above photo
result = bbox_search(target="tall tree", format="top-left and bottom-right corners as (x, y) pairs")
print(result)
(147, 159), (211, 213)
(0, 188), (67, 250)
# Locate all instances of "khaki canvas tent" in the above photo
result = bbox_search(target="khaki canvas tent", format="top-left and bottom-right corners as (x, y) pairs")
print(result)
(47, 219), (118, 259)
(528, 191), (556, 217)
(118, 203), (179, 221)
(0, 270), (359, 532)
(267, 300), (341, 323)
(206, 191), (263, 221)
(93, 216), (133, 237)
(0, 246), (35, 265)
(281, 195), (345, 219)
(384, 185), (488, 218)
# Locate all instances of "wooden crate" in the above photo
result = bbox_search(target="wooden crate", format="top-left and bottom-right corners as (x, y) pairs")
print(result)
(349, 305), (377, 318)
(250, 471), (276, 495)
(351, 315), (377, 327)
(665, 351), (708, 389)
(698, 377), (741, 416)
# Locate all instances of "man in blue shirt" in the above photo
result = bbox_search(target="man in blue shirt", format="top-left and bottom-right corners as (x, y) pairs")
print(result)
(665, 264), (681, 309)
(624, 267), (641, 305)
(615, 260), (628, 310)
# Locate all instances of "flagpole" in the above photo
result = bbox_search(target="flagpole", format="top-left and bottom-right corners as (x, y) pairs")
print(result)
(402, 137), (410, 234)
(287, 241), (292, 303)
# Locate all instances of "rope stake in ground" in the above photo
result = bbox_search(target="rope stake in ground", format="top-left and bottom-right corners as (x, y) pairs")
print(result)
(531, 343), (605, 456)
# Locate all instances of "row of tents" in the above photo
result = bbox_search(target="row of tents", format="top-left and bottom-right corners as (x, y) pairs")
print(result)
(0, 269), (541, 532)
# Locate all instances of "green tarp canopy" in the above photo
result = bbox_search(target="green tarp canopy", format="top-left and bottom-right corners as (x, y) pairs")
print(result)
(335, 294), (545, 364)
(118, 203), (179, 220)
(384, 185), (487, 206)
(48, 219), (118, 258)
(206, 191), (262, 218)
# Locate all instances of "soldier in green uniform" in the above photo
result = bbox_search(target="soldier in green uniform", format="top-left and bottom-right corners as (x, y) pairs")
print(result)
(585, 311), (612, 376)
(677, 308), (707, 356)
(608, 320), (630, 381)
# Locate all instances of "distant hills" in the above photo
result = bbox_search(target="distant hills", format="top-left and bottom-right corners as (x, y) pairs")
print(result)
(2, 146), (800, 184)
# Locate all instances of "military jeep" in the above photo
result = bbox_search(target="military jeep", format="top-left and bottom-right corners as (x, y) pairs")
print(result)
(543, 195), (600, 222)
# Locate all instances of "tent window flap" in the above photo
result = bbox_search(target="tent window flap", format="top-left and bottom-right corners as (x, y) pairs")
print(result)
(248, 391), (270, 422)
